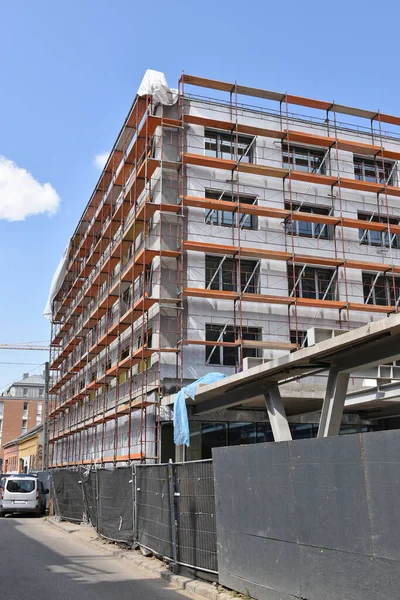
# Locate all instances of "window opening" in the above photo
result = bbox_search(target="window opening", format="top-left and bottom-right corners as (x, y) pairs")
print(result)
(282, 144), (326, 174)
(285, 202), (331, 239)
(205, 324), (261, 366)
(204, 190), (256, 229)
(288, 265), (337, 301)
(205, 130), (254, 163)
(206, 256), (259, 294)
(354, 156), (395, 185)
(358, 212), (399, 249)
(363, 272), (400, 306)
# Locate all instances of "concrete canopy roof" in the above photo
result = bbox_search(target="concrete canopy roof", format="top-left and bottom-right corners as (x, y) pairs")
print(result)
(193, 314), (400, 417)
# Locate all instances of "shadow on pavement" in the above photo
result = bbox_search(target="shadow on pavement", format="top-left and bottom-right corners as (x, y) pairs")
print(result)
(0, 518), (194, 600)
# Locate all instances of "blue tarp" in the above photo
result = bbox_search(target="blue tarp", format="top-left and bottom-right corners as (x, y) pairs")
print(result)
(173, 373), (226, 446)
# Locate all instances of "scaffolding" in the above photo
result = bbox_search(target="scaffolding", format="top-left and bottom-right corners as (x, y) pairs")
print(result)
(49, 90), (183, 466)
(48, 72), (400, 467)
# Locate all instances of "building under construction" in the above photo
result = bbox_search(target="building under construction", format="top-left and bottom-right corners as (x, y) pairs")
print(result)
(47, 70), (400, 467)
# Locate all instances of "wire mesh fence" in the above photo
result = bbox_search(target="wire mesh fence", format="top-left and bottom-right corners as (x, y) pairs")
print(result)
(81, 468), (98, 530)
(135, 464), (173, 559)
(97, 468), (134, 544)
(174, 461), (217, 572)
(50, 459), (217, 573)
(51, 469), (84, 523)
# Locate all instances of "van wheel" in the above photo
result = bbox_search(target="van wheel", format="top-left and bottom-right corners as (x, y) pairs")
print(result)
(35, 508), (42, 518)
(0, 512), (5, 517)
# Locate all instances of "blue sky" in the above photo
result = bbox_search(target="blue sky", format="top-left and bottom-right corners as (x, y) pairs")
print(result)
(1, 0), (399, 389)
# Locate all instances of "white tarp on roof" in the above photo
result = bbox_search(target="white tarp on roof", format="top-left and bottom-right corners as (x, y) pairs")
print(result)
(137, 69), (178, 105)
(43, 242), (71, 320)
(44, 70), (177, 320)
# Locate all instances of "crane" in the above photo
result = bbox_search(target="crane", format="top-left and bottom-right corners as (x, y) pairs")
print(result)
(0, 344), (49, 351)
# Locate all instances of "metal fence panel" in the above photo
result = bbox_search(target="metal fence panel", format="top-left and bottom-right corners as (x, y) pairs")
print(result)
(174, 460), (217, 572)
(82, 469), (98, 530)
(51, 469), (84, 523)
(97, 467), (133, 544)
(135, 464), (173, 558)
(51, 460), (218, 574)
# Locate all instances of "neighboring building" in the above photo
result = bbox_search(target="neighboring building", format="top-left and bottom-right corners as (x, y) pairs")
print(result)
(2, 439), (18, 473)
(2, 424), (43, 473)
(0, 373), (45, 470)
(47, 70), (400, 467)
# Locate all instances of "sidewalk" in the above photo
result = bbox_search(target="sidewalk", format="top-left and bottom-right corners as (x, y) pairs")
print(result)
(45, 517), (236, 600)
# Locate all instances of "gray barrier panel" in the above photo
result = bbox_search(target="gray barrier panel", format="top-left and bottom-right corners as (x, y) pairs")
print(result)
(97, 467), (133, 544)
(288, 434), (371, 554)
(362, 430), (400, 560)
(213, 431), (400, 600)
(51, 469), (84, 523)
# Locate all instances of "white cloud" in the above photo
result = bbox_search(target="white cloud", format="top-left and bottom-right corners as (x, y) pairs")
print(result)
(93, 152), (109, 170)
(0, 156), (60, 222)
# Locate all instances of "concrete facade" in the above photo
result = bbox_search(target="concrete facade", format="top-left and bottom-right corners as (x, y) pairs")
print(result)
(48, 72), (400, 466)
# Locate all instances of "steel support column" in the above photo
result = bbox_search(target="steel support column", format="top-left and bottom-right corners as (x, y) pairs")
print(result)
(175, 444), (186, 462)
(263, 383), (292, 442)
(318, 367), (350, 437)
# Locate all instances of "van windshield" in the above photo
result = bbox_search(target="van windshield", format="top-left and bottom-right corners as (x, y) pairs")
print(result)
(6, 479), (35, 493)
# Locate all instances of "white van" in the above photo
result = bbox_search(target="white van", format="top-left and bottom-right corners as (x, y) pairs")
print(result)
(0, 475), (48, 517)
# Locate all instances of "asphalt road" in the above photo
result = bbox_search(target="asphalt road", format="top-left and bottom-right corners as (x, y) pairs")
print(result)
(0, 515), (203, 600)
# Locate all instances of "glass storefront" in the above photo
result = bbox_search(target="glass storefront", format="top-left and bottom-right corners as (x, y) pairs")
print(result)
(160, 421), (376, 463)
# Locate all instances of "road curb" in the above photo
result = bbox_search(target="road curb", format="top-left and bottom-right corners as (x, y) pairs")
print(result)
(44, 518), (81, 535)
(45, 518), (234, 600)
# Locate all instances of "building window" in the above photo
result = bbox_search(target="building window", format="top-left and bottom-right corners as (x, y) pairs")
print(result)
(282, 144), (326, 174)
(205, 324), (261, 366)
(285, 203), (331, 239)
(23, 388), (28, 397)
(133, 266), (153, 303)
(354, 156), (395, 185)
(206, 256), (259, 294)
(120, 344), (130, 361)
(23, 402), (28, 412)
(290, 329), (309, 348)
(205, 130), (254, 163)
(136, 327), (153, 350)
(39, 387), (44, 397)
(36, 403), (43, 425)
(121, 286), (132, 312)
(362, 272), (400, 306)
(204, 190), (256, 229)
(358, 212), (399, 249)
(288, 265), (337, 301)
(22, 419), (27, 434)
